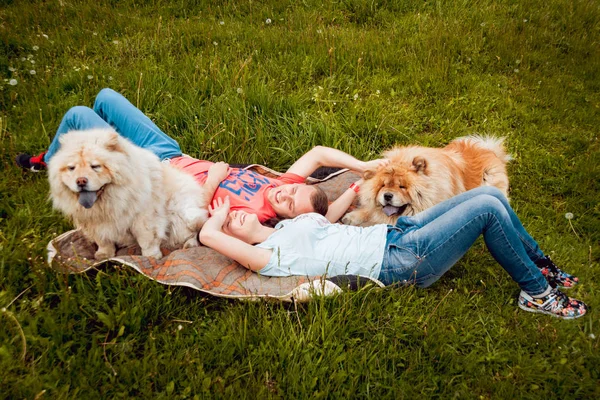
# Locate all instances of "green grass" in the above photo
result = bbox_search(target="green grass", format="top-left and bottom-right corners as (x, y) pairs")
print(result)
(1, 0), (599, 398)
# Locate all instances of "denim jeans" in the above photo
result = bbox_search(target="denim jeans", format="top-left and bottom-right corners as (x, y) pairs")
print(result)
(378, 186), (549, 296)
(44, 88), (182, 162)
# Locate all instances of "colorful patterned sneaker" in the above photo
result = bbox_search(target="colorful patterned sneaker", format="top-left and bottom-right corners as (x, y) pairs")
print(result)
(16, 151), (47, 172)
(535, 256), (579, 289)
(518, 289), (587, 319)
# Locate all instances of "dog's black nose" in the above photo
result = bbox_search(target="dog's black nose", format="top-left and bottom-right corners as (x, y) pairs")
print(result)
(76, 177), (88, 187)
(384, 193), (393, 202)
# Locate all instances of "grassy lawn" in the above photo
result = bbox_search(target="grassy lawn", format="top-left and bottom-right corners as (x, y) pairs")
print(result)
(1, 0), (599, 398)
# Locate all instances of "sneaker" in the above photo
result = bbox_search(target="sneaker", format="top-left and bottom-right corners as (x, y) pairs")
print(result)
(518, 289), (587, 319)
(535, 256), (579, 289)
(16, 151), (47, 172)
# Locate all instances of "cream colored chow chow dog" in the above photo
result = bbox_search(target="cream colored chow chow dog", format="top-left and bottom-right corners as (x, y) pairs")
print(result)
(48, 129), (209, 260)
(342, 135), (511, 227)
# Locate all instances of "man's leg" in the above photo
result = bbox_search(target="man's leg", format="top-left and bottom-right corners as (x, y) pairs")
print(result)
(93, 88), (182, 161)
(44, 106), (112, 162)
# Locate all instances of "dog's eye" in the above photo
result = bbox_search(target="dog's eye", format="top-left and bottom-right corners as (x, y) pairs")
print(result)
(91, 165), (102, 170)
(67, 166), (75, 171)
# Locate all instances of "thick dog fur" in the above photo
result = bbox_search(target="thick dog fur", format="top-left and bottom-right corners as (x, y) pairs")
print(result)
(48, 129), (209, 260)
(342, 135), (511, 227)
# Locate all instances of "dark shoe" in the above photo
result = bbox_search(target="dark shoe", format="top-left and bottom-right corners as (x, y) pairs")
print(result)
(535, 256), (579, 289)
(16, 151), (47, 172)
(518, 289), (587, 319)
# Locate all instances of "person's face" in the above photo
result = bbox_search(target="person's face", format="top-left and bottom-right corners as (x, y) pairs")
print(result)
(267, 183), (316, 218)
(222, 210), (263, 243)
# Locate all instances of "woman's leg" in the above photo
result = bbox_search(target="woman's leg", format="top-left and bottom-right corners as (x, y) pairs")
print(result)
(380, 193), (587, 318)
(400, 186), (544, 262)
(93, 88), (182, 160)
(383, 194), (548, 294)
(44, 106), (112, 161)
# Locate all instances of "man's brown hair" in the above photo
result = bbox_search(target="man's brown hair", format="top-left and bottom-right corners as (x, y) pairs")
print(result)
(310, 185), (329, 217)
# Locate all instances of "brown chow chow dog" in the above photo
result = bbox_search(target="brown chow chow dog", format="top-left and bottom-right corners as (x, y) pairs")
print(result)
(342, 135), (511, 227)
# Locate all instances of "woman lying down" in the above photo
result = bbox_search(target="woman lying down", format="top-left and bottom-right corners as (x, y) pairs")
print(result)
(199, 185), (586, 320)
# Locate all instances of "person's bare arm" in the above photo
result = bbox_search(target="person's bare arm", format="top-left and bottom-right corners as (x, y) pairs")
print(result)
(325, 179), (363, 223)
(287, 146), (378, 178)
(202, 162), (230, 204)
(199, 198), (272, 271)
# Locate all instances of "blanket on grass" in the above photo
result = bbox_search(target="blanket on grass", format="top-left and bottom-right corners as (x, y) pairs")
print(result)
(47, 166), (384, 302)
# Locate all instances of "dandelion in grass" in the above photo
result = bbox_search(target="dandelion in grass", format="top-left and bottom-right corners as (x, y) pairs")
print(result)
(237, 87), (243, 94)
(9, 79), (17, 86)
(514, 68), (519, 73)
(108, 76), (113, 81)
(266, 18), (272, 24)
(565, 213), (573, 220)
(93, 32), (98, 36)
(219, 21), (224, 25)
(353, 93), (359, 101)
(177, 324), (183, 331)
(112, 40), (119, 45)
(87, 75), (93, 80)
(42, 34), (48, 39)
(590, 333), (596, 339)
(213, 41), (218, 46)
(30, 60), (35, 64)
(33, 46), (39, 51)
(480, 22), (486, 27)
(8, 67), (15, 72)
(317, 29), (322, 34)
(523, 19), (528, 23)
(29, 70), (36, 75)
(21, 57), (26, 62)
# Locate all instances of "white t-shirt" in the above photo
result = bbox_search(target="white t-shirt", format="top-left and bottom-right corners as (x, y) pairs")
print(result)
(256, 213), (387, 279)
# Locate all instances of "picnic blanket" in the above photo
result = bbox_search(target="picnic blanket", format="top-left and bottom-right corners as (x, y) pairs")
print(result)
(47, 166), (384, 302)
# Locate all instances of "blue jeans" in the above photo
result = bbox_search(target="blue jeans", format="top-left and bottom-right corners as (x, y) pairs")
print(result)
(44, 88), (182, 162)
(378, 186), (549, 296)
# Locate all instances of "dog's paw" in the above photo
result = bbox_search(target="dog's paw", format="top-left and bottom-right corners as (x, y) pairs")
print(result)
(341, 211), (363, 226)
(95, 246), (116, 260)
(141, 246), (163, 259)
(183, 236), (200, 249)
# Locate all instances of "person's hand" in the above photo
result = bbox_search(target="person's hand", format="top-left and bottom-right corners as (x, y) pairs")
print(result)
(205, 196), (230, 231)
(207, 162), (230, 184)
(363, 158), (390, 172)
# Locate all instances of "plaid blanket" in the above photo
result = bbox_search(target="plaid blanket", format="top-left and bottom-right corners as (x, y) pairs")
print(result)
(47, 166), (384, 302)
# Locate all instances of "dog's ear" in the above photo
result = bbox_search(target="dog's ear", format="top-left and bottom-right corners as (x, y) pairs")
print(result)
(363, 169), (375, 180)
(105, 132), (123, 152)
(412, 156), (427, 173)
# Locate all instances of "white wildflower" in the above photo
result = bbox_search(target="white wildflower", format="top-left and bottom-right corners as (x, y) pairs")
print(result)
(590, 333), (596, 339)
(30, 60), (35, 64)
(8, 67), (15, 72)
(219, 21), (224, 25)
(27, 54), (33, 59)
(108, 76), (113, 80)
(87, 75), (93, 80)
(33, 45), (39, 51)
(480, 22), (486, 27)
(21, 57), (26, 62)
(265, 18), (272, 24)
(317, 29), (322, 34)
(42, 34), (48, 39)
(565, 212), (574, 220)
(515, 59), (521, 64)
(112, 40), (119, 45)
(353, 93), (359, 100)
(514, 68), (519, 73)
(29, 70), (36, 75)
(213, 41), (218, 46)
(236, 87), (243, 94)
(9, 79), (17, 86)
(376, 90), (381, 95)
(93, 32), (98, 36)
(177, 324), (183, 331)
(523, 19), (528, 23)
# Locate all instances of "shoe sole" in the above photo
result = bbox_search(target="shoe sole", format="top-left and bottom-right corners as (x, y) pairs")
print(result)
(518, 303), (586, 320)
